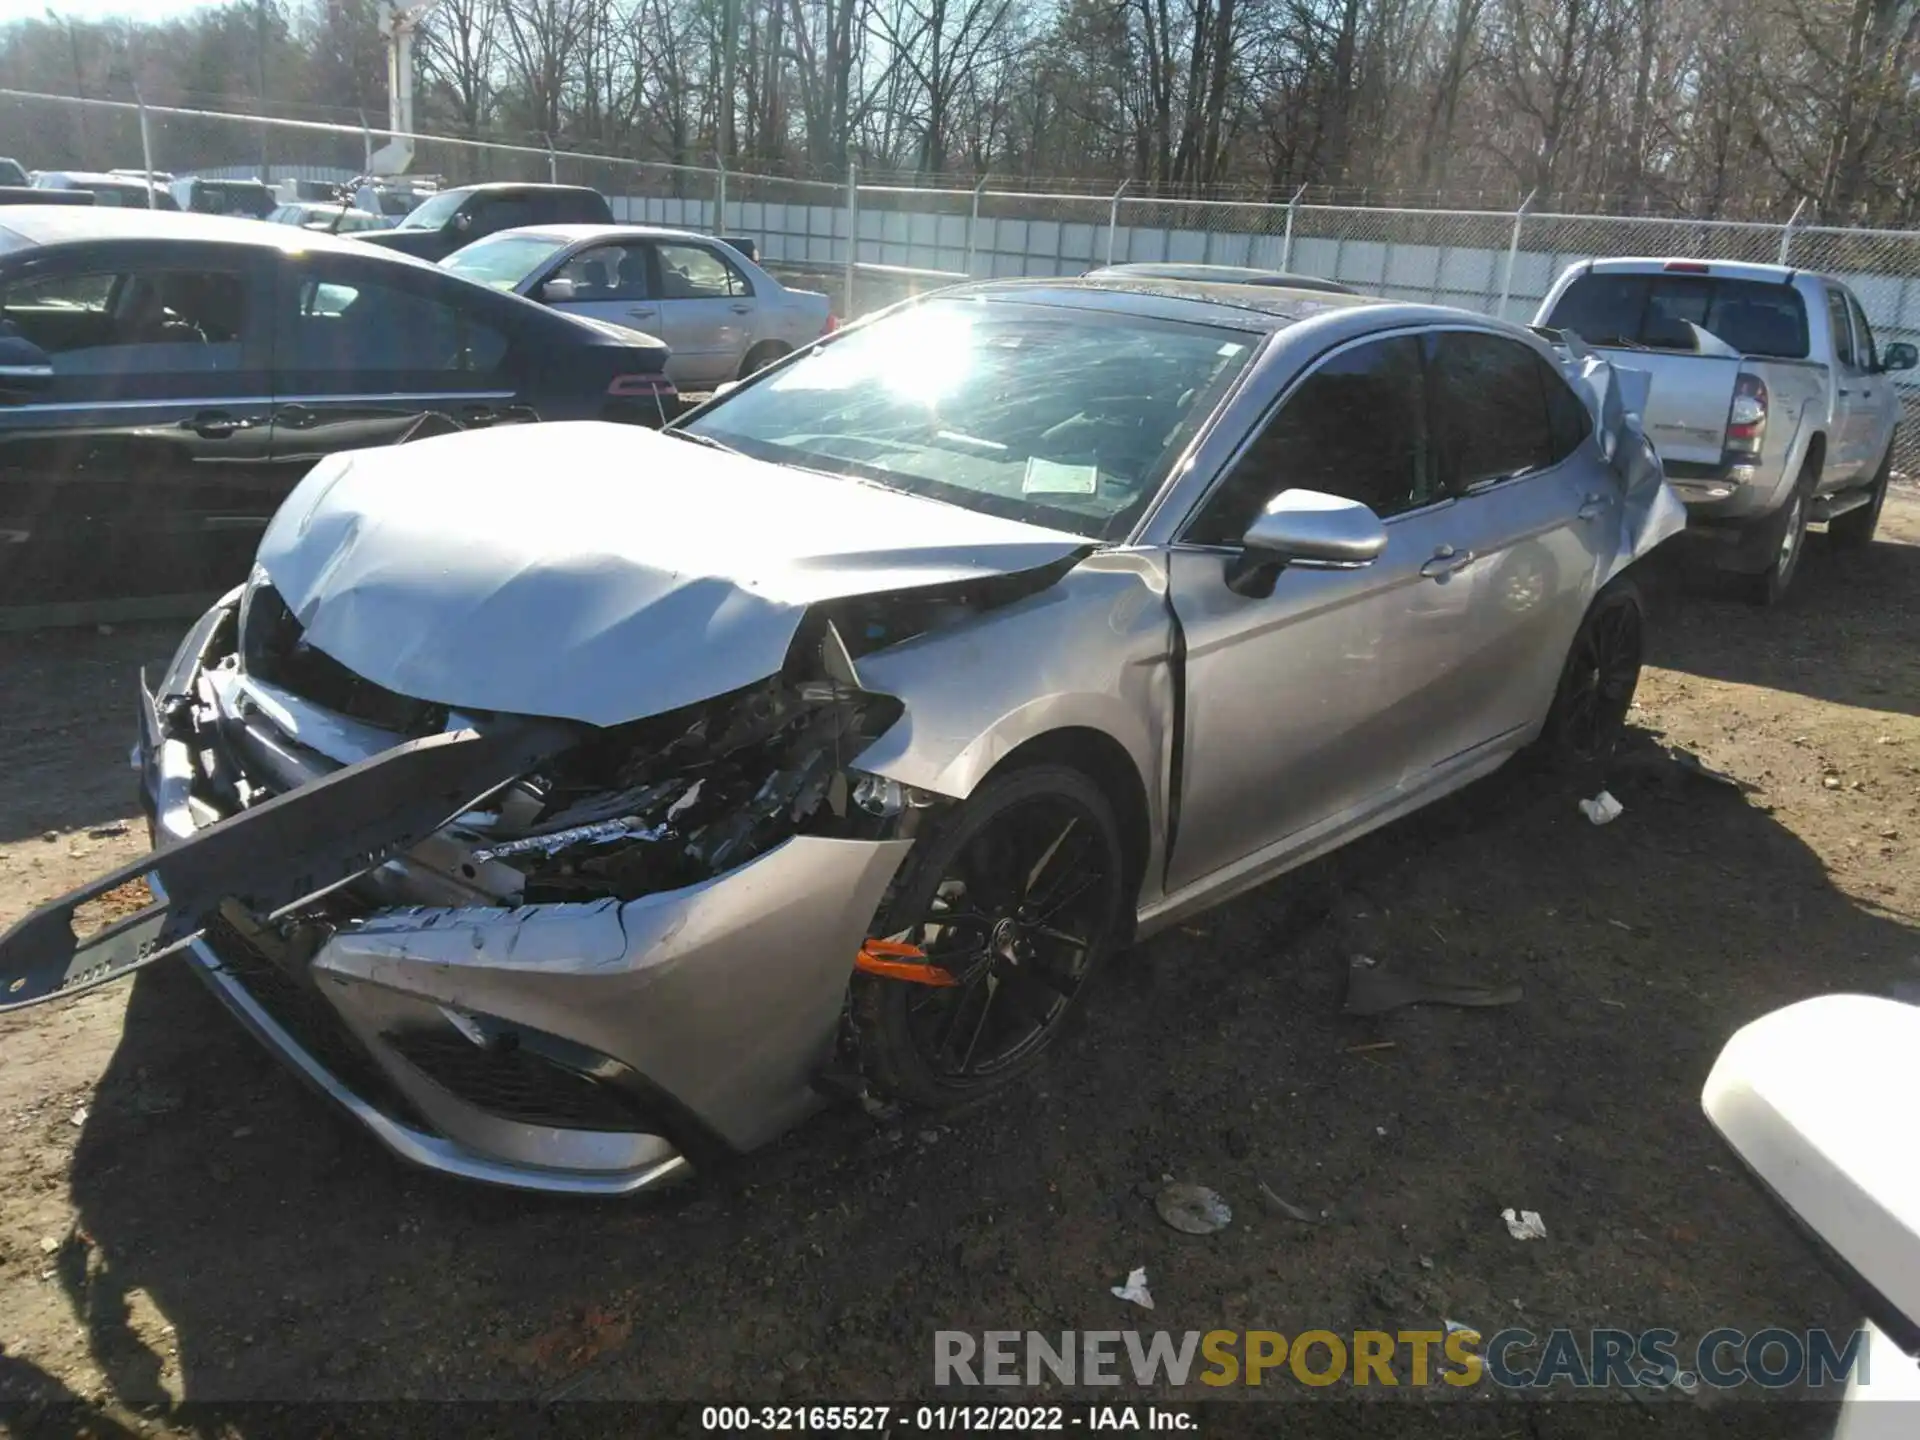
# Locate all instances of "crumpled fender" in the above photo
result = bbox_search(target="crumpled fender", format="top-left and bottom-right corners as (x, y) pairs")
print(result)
(1567, 350), (1688, 585)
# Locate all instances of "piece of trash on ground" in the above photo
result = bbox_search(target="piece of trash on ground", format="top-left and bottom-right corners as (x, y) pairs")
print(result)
(1256, 1182), (1320, 1224)
(1578, 790), (1624, 825)
(1156, 1182), (1232, 1235)
(1344, 955), (1523, 1016)
(1110, 1267), (1154, 1309)
(68, 1106), (88, 1128)
(1501, 1208), (1548, 1241)
(1444, 1318), (1479, 1337)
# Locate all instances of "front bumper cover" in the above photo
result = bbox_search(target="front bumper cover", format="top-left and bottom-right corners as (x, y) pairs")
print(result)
(12, 610), (916, 1195)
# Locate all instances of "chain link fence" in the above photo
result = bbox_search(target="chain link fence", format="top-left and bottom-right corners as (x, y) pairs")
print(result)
(8, 85), (1920, 467)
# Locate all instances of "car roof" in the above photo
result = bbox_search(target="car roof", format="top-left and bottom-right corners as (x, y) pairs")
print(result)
(441, 182), (605, 198)
(478, 223), (741, 247)
(35, 171), (159, 187)
(1090, 262), (1355, 293)
(0, 205), (393, 256)
(939, 275), (1388, 331)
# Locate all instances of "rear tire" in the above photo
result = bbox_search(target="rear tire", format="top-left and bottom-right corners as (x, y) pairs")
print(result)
(738, 341), (791, 379)
(852, 764), (1126, 1110)
(1828, 435), (1894, 550)
(1743, 460), (1815, 606)
(1537, 576), (1645, 778)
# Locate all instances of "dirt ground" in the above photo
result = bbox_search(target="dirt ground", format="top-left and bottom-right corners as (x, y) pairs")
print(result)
(1, 492), (1917, 1431)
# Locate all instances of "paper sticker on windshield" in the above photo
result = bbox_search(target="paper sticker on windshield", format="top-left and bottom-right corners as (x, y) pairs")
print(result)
(1023, 458), (1099, 495)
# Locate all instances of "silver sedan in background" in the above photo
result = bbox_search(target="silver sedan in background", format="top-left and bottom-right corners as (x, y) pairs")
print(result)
(442, 223), (834, 388)
(1, 279), (1682, 1196)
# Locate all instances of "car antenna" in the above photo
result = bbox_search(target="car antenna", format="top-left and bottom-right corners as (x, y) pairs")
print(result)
(329, 175), (362, 235)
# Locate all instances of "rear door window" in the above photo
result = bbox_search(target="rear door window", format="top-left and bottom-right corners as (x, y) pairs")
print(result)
(1846, 293), (1879, 370)
(1424, 331), (1555, 490)
(1540, 355), (1593, 461)
(1825, 287), (1858, 368)
(284, 267), (508, 374)
(656, 243), (752, 298)
(1546, 273), (1810, 358)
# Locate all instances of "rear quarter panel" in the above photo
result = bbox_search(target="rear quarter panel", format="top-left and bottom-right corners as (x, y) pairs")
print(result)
(1754, 360), (1834, 503)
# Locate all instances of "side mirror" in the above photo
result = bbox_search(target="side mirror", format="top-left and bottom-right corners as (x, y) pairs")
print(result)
(1880, 341), (1917, 372)
(539, 277), (576, 303)
(453, 211), (474, 233)
(1226, 489), (1387, 598)
(1702, 995), (1920, 1357)
(0, 333), (54, 395)
(712, 379), (740, 398)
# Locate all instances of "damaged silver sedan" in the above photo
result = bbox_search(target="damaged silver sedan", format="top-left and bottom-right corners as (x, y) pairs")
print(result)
(0, 278), (1683, 1194)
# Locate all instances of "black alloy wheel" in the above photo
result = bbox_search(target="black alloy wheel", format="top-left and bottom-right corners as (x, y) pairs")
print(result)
(1544, 581), (1645, 768)
(853, 765), (1126, 1106)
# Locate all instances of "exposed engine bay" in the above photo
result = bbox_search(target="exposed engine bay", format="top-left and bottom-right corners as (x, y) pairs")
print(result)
(450, 670), (928, 905)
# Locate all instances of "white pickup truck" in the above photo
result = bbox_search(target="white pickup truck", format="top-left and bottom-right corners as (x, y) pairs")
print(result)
(1535, 258), (1916, 603)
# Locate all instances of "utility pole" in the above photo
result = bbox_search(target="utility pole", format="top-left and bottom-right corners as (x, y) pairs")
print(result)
(719, 0), (738, 177)
(47, 9), (87, 163)
(256, 0), (271, 180)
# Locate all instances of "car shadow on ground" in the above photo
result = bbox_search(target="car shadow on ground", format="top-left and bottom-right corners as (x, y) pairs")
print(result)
(44, 712), (1910, 1415)
(1654, 528), (1920, 718)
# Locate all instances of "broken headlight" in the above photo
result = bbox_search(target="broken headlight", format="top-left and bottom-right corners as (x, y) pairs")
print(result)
(465, 678), (934, 903)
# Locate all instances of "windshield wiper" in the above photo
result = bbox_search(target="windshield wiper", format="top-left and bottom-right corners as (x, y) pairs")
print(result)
(662, 428), (740, 455)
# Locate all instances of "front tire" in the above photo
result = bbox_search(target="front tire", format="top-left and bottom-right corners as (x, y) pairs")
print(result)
(1538, 577), (1645, 774)
(1828, 435), (1895, 549)
(852, 764), (1126, 1109)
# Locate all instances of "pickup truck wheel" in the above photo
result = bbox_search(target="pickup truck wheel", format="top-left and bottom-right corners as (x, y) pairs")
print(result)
(1744, 464), (1814, 606)
(1538, 578), (1644, 773)
(852, 765), (1125, 1109)
(1828, 437), (1894, 550)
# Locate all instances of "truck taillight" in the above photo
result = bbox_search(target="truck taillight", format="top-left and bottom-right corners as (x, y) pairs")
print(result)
(823, 313), (840, 335)
(1725, 374), (1768, 457)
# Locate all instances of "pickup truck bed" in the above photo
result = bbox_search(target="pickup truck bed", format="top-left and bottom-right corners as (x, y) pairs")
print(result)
(1535, 258), (1914, 603)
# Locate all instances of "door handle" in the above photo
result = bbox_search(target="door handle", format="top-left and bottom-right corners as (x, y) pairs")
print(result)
(275, 404), (317, 429)
(627, 307), (658, 320)
(730, 303), (753, 314)
(181, 410), (256, 438)
(1419, 545), (1475, 579)
(456, 404), (498, 425)
(1838, 388), (1851, 397)
(1577, 493), (1608, 521)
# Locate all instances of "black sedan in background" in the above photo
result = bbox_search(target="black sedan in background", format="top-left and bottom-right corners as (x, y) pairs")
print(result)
(0, 207), (674, 614)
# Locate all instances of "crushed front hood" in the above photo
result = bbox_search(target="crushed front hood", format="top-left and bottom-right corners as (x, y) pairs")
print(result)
(257, 421), (1089, 726)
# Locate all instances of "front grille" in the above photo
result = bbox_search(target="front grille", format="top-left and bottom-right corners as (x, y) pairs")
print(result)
(241, 583), (447, 735)
(200, 913), (431, 1131)
(383, 1029), (648, 1132)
